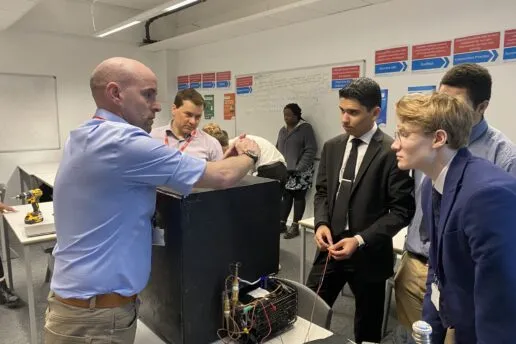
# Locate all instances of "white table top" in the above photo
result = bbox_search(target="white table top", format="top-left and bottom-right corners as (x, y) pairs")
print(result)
(135, 317), (332, 344)
(298, 217), (407, 253)
(18, 162), (60, 177)
(35, 172), (56, 188)
(2, 202), (56, 245)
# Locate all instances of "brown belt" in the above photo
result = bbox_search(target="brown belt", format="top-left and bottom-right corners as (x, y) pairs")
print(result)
(55, 293), (137, 309)
(407, 251), (429, 265)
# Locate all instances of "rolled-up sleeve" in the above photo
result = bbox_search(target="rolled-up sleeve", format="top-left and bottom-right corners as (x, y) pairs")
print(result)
(119, 128), (206, 195)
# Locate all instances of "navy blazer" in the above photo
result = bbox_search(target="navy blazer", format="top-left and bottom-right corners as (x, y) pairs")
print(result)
(422, 148), (516, 344)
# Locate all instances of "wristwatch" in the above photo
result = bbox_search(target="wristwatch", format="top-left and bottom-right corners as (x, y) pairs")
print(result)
(243, 150), (259, 164)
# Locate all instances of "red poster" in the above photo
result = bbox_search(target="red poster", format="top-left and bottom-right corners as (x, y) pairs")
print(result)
(177, 75), (189, 84)
(454, 32), (500, 54)
(202, 72), (216, 82)
(236, 76), (253, 87)
(505, 29), (516, 48)
(216, 71), (231, 81)
(375, 46), (409, 64)
(224, 93), (236, 120)
(413, 41), (452, 59)
(331, 66), (360, 79)
(189, 73), (202, 83)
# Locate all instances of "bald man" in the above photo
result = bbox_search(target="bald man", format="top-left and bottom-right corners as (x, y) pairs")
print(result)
(44, 57), (261, 344)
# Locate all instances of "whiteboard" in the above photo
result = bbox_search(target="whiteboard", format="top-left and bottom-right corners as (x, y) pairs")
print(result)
(0, 73), (60, 152)
(235, 61), (366, 157)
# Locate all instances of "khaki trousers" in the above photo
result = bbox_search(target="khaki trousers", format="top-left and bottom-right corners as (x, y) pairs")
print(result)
(394, 252), (454, 344)
(44, 292), (139, 344)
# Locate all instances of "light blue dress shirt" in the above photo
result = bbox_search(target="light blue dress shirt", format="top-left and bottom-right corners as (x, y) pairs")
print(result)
(51, 109), (206, 298)
(405, 119), (516, 257)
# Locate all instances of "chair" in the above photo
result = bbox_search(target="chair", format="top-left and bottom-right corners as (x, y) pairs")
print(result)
(381, 252), (401, 338)
(274, 277), (333, 330)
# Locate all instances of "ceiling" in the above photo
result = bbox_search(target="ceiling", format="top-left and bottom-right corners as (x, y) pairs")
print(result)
(0, 0), (40, 31)
(96, 0), (167, 10)
(2, 0), (391, 49)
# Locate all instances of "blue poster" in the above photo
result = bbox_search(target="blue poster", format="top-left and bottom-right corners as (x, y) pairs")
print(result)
(378, 89), (388, 125)
(408, 85), (436, 94)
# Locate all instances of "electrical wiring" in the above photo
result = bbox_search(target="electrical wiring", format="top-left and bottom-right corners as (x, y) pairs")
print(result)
(258, 300), (272, 344)
(304, 253), (331, 343)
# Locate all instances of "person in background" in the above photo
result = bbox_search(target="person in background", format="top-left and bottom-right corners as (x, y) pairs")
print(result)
(150, 88), (223, 161)
(394, 63), (516, 340)
(307, 78), (414, 343)
(202, 123), (288, 189)
(0, 202), (21, 308)
(392, 92), (516, 344)
(276, 103), (317, 239)
(45, 57), (260, 344)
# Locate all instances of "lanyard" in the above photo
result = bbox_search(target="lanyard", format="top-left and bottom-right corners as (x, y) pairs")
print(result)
(93, 115), (105, 120)
(165, 130), (196, 152)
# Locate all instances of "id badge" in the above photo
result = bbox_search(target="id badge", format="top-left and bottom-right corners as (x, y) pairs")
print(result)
(431, 282), (440, 311)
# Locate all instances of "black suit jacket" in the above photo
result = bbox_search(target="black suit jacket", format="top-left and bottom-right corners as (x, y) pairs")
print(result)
(314, 129), (415, 281)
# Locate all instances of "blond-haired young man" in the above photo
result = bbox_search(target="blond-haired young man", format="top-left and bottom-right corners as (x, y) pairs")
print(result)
(391, 93), (516, 344)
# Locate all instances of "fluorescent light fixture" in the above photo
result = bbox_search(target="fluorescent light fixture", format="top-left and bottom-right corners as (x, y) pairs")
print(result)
(96, 20), (141, 38)
(163, 0), (201, 13)
(95, 0), (203, 38)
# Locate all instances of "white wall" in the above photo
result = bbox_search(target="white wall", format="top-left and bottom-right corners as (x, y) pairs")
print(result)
(0, 31), (168, 196)
(172, 0), (516, 218)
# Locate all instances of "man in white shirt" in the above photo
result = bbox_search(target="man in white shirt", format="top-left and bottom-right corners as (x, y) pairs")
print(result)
(202, 123), (287, 186)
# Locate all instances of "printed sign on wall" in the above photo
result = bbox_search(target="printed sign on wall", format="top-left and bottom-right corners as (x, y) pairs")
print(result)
(224, 93), (235, 120)
(217, 71), (231, 88)
(453, 32), (500, 65)
(236, 76), (253, 95)
(503, 29), (516, 62)
(204, 95), (214, 119)
(189, 73), (202, 88)
(331, 65), (361, 89)
(378, 89), (388, 125)
(177, 75), (189, 90)
(375, 47), (409, 75)
(412, 41), (451, 72)
(202, 73), (216, 88)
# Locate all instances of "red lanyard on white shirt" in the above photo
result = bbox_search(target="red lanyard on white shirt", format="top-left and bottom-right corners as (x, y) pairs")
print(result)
(164, 130), (196, 152)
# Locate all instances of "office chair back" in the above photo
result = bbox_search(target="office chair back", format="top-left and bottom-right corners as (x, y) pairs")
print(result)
(275, 277), (333, 330)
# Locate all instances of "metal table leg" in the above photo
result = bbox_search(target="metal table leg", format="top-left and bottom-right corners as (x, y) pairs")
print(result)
(24, 245), (38, 344)
(300, 225), (306, 284)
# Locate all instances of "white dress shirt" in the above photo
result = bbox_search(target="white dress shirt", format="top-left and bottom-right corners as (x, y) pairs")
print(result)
(338, 122), (378, 246)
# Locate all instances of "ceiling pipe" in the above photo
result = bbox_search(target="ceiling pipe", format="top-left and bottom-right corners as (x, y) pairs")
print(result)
(141, 0), (207, 45)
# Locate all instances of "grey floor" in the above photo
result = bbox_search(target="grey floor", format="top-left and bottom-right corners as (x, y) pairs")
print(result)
(0, 234), (407, 344)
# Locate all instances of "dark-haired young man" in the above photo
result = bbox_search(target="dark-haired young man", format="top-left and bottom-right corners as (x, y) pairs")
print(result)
(395, 63), (516, 335)
(306, 78), (415, 343)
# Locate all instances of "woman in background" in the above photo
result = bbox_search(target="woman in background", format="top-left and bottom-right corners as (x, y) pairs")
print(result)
(276, 103), (317, 239)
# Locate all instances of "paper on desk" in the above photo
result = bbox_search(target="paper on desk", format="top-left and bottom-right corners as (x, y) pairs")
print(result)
(152, 227), (165, 246)
(247, 287), (270, 299)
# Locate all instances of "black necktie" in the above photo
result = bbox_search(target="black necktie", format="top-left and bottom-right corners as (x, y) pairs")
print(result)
(331, 138), (362, 236)
(432, 187), (442, 230)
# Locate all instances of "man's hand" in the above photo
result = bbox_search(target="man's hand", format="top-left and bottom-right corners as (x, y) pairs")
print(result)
(328, 237), (359, 260)
(234, 138), (261, 157)
(0, 202), (16, 213)
(314, 225), (333, 251)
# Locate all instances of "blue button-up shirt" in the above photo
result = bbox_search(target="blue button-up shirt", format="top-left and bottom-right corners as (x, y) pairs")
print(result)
(51, 109), (206, 298)
(405, 119), (516, 257)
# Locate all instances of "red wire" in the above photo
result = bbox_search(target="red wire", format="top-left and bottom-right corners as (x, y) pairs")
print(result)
(259, 300), (272, 344)
(304, 253), (331, 343)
